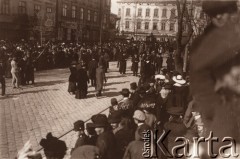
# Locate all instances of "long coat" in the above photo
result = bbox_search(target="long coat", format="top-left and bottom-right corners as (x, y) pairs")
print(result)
(96, 130), (117, 159)
(88, 59), (98, 79)
(96, 66), (105, 91)
(76, 68), (89, 93)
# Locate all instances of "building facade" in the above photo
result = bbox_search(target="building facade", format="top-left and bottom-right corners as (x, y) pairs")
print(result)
(0, 0), (56, 41)
(116, 0), (204, 41)
(56, 0), (111, 42)
(0, 0), (111, 42)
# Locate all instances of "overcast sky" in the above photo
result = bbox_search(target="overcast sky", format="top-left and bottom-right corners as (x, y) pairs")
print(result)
(111, 0), (118, 14)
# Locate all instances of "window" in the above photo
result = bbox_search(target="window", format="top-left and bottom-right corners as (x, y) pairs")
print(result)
(162, 8), (167, 17)
(106, 0), (110, 6)
(137, 8), (142, 16)
(161, 22), (166, 30)
(72, 6), (76, 18)
(170, 23), (175, 31)
(87, 10), (91, 21)
(145, 22), (149, 30)
(154, 9), (158, 17)
(171, 9), (176, 18)
(1, 0), (10, 15)
(125, 21), (129, 29)
(62, 4), (67, 17)
(94, 12), (97, 22)
(46, 7), (52, 13)
(103, 14), (107, 24)
(126, 8), (130, 16)
(137, 22), (141, 29)
(146, 8), (150, 17)
(18, 1), (26, 14)
(80, 8), (84, 20)
(34, 5), (41, 13)
(118, 8), (121, 16)
(153, 22), (158, 30)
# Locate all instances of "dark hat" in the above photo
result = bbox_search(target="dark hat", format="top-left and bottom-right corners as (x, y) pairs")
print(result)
(167, 107), (184, 116)
(86, 123), (96, 135)
(70, 145), (100, 159)
(93, 114), (109, 128)
(119, 88), (130, 96)
(40, 133), (67, 158)
(130, 82), (138, 90)
(111, 98), (118, 106)
(73, 120), (84, 131)
(202, 0), (238, 17)
(108, 111), (122, 124)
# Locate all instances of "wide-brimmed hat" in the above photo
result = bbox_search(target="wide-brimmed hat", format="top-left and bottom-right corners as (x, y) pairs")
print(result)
(119, 88), (130, 96)
(108, 111), (122, 124)
(92, 114), (109, 128)
(155, 74), (165, 80)
(167, 107), (184, 116)
(202, 0), (238, 17)
(172, 75), (186, 85)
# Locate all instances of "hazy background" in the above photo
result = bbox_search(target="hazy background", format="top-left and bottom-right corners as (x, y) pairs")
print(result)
(111, 0), (118, 14)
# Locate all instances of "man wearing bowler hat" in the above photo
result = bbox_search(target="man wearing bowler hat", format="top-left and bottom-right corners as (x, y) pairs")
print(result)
(118, 88), (134, 118)
(190, 0), (240, 157)
(129, 82), (141, 110)
(72, 120), (88, 152)
(164, 107), (187, 159)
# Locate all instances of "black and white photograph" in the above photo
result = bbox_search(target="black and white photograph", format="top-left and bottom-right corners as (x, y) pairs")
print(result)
(0, 0), (240, 159)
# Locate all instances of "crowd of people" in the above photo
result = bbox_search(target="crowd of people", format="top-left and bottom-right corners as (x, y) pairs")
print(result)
(11, 1), (240, 158)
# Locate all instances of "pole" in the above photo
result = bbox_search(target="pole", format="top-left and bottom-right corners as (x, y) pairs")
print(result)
(99, 0), (103, 53)
(134, 1), (137, 40)
(55, 0), (59, 41)
(40, 17), (43, 46)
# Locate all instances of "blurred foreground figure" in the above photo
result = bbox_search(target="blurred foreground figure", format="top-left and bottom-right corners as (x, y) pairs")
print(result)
(190, 0), (240, 158)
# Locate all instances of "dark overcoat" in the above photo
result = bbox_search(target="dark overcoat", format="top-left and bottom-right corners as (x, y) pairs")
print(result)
(96, 66), (105, 91)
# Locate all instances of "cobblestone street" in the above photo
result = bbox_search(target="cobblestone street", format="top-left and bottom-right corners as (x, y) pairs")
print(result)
(0, 61), (138, 159)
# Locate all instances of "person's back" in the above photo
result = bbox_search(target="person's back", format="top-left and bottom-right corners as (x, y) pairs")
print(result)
(11, 59), (18, 73)
(96, 130), (117, 159)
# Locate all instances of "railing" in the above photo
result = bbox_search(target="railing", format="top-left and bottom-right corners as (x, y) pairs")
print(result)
(37, 98), (123, 152)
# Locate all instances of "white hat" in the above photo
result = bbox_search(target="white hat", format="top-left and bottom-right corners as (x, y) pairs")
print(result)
(155, 74), (165, 80)
(172, 75), (186, 85)
(133, 110), (146, 121)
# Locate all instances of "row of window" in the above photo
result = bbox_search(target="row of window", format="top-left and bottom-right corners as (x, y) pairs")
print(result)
(62, 5), (102, 23)
(0, 0), (107, 23)
(125, 21), (175, 31)
(121, 8), (176, 18)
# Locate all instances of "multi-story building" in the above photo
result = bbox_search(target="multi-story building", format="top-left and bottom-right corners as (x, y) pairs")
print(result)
(116, 0), (204, 41)
(56, 0), (111, 42)
(0, 0), (111, 42)
(0, 0), (56, 41)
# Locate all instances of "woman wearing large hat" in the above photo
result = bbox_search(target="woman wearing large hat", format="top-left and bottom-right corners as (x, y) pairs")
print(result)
(172, 74), (189, 110)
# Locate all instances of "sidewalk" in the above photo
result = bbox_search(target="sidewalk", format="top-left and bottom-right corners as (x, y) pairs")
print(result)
(0, 60), (139, 159)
